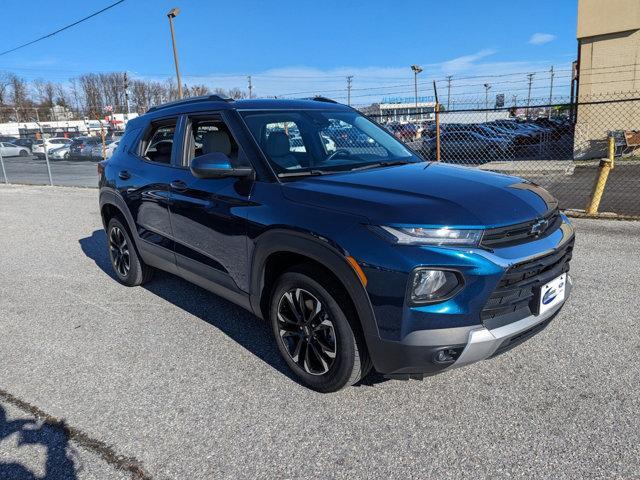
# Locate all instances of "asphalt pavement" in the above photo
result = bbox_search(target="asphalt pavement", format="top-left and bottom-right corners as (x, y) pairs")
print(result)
(0, 184), (639, 479)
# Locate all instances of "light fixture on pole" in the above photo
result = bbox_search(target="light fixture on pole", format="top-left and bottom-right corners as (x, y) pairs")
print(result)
(167, 7), (183, 99)
(483, 83), (491, 121)
(411, 65), (423, 108)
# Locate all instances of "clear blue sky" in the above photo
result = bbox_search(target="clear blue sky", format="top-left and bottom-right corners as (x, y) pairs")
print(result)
(0, 0), (578, 103)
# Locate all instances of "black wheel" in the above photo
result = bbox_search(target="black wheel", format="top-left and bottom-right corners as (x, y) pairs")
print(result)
(19, 149), (28, 157)
(107, 217), (153, 286)
(270, 267), (371, 392)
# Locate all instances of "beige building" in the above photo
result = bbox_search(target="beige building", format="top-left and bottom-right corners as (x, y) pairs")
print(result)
(574, 0), (640, 158)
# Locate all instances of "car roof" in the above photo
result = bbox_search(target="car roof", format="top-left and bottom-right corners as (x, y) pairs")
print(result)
(128, 96), (352, 129)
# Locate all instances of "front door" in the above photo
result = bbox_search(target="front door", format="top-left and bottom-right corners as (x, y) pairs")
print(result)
(168, 113), (254, 294)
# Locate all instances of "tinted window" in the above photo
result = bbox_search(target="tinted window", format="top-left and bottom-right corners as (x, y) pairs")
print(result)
(186, 118), (249, 168)
(142, 121), (176, 165)
(242, 110), (418, 174)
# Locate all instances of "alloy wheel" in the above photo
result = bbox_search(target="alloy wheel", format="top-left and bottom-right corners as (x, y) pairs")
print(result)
(109, 226), (130, 277)
(276, 288), (337, 375)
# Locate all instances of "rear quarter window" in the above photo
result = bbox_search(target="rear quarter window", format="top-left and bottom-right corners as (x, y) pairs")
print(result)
(115, 127), (142, 156)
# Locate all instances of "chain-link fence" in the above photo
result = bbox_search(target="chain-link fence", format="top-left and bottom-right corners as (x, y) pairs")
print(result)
(0, 92), (638, 217)
(367, 92), (640, 218)
(0, 111), (125, 188)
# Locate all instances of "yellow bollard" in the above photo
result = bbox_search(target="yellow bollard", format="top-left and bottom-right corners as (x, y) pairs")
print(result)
(586, 136), (615, 215)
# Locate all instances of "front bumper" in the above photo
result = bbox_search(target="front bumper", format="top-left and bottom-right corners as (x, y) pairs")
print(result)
(369, 276), (571, 378)
(452, 274), (572, 368)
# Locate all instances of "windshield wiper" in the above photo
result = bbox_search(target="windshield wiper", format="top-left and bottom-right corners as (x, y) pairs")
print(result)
(350, 160), (412, 171)
(277, 169), (326, 178)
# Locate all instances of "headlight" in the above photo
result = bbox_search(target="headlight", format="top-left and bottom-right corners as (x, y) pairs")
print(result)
(380, 226), (482, 246)
(410, 268), (462, 303)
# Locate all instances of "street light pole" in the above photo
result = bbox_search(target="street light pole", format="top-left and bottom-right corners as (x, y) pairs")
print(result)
(484, 83), (491, 122)
(526, 73), (535, 118)
(411, 65), (423, 109)
(167, 8), (183, 99)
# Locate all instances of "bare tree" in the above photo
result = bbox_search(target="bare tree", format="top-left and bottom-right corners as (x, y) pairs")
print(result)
(9, 74), (31, 122)
(187, 84), (209, 97)
(78, 74), (104, 117)
(33, 79), (57, 120)
(0, 73), (11, 122)
(99, 72), (125, 113)
(227, 87), (248, 99)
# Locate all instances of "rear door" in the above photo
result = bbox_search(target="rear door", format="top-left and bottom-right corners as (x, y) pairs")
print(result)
(116, 117), (183, 272)
(167, 112), (254, 294)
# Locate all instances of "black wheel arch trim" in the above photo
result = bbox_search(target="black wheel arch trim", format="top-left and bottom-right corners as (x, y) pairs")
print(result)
(249, 229), (380, 342)
(99, 188), (137, 235)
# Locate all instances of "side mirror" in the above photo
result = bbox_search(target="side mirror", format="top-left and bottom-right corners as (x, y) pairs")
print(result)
(190, 152), (254, 179)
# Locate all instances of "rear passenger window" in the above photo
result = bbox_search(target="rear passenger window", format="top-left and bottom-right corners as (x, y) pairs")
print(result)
(142, 121), (177, 164)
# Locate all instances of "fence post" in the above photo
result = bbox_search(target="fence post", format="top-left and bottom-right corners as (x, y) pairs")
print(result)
(0, 147), (7, 184)
(37, 124), (54, 187)
(100, 122), (107, 160)
(435, 102), (441, 161)
(585, 136), (615, 215)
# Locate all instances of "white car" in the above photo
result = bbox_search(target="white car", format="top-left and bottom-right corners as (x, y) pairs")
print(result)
(91, 140), (119, 160)
(32, 138), (73, 158)
(105, 140), (119, 159)
(0, 142), (30, 157)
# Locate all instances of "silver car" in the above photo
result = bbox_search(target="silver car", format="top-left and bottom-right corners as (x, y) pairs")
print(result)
(49, 145), (70, 160)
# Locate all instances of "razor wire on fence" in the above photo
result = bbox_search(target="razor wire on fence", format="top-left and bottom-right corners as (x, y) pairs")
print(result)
(0, 92), (639, 218)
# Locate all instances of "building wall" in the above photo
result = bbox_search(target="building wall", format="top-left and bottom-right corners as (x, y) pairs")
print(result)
(574, 0), (640, 159)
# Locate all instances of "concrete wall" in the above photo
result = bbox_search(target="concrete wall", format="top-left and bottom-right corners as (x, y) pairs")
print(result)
(574, 0), (640, 159)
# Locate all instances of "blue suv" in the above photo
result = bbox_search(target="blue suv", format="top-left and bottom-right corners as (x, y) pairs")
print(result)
(98, 95), (574, 392)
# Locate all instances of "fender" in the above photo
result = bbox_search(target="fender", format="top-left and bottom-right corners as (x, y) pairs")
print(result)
(249, 229), (380, 342)
(99, 188), (138, 236)
(99, 187), (178, 274)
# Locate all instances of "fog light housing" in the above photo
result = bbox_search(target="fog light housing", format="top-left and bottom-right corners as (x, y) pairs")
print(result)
(433, 347), (464, 364)
(409, 268), (462, 304)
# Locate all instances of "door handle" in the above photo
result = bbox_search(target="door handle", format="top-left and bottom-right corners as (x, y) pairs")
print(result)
(170, 180), (187, 191)
(118, 170), (131, 180)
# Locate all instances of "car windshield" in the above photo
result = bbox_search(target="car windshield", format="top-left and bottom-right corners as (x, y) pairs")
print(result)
(241, 109), (422, 176)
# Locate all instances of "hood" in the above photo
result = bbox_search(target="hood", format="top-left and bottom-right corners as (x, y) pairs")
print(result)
(281, 162), (557, 227)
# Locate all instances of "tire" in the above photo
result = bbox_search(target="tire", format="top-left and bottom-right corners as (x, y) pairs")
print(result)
(269, 266), (372, 392)
(106, 217), (154, 286)
(64, 152), (69, 159)
(19, 149), (28, 157)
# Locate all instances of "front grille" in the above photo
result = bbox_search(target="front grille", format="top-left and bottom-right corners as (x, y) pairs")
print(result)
(481, 238), (574, 328)
(481, 209), (562, 248)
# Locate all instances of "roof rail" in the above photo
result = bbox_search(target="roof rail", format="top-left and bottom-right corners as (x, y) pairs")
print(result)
(310, 96), (338, 104)
(147, 94), (233, 113)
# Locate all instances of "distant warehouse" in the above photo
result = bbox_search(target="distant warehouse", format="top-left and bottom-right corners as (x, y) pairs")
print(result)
(361, 97), (436, 123)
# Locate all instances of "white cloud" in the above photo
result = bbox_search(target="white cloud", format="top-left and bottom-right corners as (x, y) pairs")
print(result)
(528, 33), (556, 45)
(440, 49), (497, 74)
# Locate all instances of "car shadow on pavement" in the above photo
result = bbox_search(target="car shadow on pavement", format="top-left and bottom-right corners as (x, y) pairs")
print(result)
(0, 403), (78, 480)
(79, 229), (388, 389)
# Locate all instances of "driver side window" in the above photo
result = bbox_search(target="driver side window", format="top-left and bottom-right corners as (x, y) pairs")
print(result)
(185, 117), (249, 168)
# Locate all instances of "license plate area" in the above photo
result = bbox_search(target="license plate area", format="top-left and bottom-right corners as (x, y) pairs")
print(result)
(532, 273), (566, 315)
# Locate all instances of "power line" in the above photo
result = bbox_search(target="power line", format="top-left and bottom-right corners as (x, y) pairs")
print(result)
(0, 0), (126, 57)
